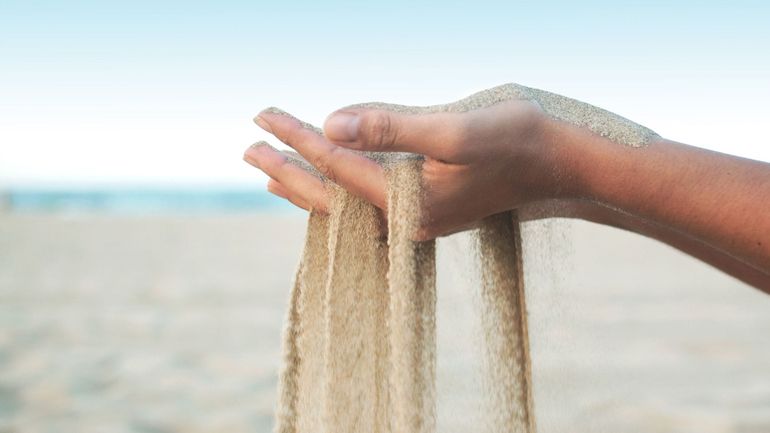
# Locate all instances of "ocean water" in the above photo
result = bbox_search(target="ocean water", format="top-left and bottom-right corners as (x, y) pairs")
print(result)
(1, 187), (295, 214)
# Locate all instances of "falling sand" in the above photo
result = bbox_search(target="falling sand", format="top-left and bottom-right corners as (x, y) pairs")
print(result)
(264, 83), (659, 433)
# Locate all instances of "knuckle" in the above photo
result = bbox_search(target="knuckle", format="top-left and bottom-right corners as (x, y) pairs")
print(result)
(360, 111), (396, 150)
(284, 126), (305, 149)
(313, 148), (339, 183)
(443, 114), (472, 160)
(455, 114), (474, 145)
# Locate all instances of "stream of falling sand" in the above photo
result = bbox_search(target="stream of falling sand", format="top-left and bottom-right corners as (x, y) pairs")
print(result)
(265, 83), (658, 433)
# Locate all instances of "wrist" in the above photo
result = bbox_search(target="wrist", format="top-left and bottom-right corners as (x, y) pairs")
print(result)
(533, 115), (595, 202)
(546, 115), (662, 212)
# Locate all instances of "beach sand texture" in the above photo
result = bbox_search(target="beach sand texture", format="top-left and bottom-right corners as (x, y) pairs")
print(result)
(269, 83), (660, 433)
(1, 213), (769, 433)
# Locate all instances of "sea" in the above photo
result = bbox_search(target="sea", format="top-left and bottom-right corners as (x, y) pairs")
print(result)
(0, 186), (295, 214)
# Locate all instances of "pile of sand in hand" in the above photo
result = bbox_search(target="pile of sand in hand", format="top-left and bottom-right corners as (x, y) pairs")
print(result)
(265, 84), (658, 433)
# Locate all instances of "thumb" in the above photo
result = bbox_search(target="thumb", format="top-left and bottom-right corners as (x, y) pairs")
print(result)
(323, 108), (465, 161)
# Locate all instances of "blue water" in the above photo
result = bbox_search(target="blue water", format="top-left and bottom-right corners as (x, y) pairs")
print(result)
(3, 187), (295, 214)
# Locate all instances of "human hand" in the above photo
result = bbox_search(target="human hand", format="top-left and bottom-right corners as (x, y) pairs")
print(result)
(243, 98), (576, 240)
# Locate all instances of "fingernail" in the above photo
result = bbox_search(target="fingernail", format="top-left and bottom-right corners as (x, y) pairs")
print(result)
(325, 112), (359, 142)
(254, 115), (273, 133)
(244, 143), (267, 167)
(243, 153), (260, 168)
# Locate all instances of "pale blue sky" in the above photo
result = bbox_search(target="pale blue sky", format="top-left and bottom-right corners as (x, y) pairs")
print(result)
(1, 0), (768, 186)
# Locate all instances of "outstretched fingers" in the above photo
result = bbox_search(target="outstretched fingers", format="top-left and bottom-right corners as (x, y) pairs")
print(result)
(243, 142), (330, 213)
(255, 110), (388, 210)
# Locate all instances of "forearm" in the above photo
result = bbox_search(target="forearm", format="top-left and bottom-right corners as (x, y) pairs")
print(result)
(588, 140), (770, 272)
(520, 199), (770, 292)
(604, 205), (770, 292)
(547, 118), (770, 275)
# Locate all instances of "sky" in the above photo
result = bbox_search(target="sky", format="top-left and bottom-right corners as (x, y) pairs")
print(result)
(1, 0), (769, 187)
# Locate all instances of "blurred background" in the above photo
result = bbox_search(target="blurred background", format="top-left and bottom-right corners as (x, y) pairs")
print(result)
(1, 1), (769, 432)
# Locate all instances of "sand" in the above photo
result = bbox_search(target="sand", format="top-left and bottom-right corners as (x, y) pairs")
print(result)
(273, 160), (434, 433)
(1, 213), (769, 432)
(331, 83), (659, 147)
(269, 83), (659, 433)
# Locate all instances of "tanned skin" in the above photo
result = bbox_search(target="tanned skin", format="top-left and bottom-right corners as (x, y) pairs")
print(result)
(243, 97), (770, 293)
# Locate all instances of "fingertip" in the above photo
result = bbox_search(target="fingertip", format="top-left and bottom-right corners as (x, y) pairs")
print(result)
(254, 107), (297, 134)
(244, 140), (269, 159)
(253, 114), (272, 133)
(247, 140), (270, 150)
(266, 179), (289, 198)
(261, 106), (289, 117)
(243, 144), (262, 168)
(323, 110), (360, 143)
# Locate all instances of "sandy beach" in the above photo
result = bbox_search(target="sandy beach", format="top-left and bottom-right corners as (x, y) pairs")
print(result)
(1, 212), (769, 433)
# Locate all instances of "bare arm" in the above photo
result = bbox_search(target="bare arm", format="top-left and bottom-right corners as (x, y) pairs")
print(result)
(244, 91), (770, 291)
(545, 116), (770, 277)
(520, 199), (770, 293)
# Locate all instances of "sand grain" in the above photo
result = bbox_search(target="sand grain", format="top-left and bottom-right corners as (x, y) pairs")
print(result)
(271, 84), (658, 433)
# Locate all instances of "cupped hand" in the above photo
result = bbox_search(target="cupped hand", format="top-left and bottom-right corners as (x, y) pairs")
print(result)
(243, 99), (574, 240)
